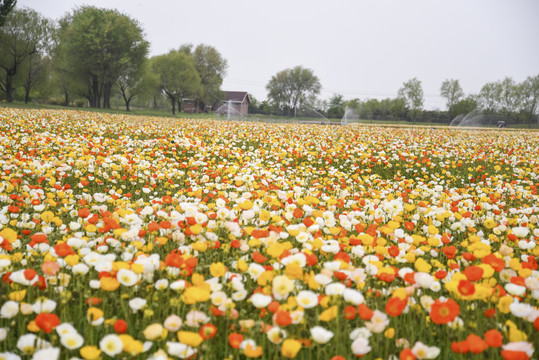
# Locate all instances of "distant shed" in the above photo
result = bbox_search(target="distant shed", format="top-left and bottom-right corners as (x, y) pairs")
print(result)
(216, 91), (250, 116)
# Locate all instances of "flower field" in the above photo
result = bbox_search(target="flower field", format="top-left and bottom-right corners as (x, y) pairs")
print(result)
(0, 108), (538, 360)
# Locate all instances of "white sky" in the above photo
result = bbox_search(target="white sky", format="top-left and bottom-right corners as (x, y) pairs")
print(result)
(16, 0), (539, 110)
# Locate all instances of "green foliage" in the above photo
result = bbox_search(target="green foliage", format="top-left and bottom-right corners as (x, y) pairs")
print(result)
(0, 7), (51, 102)
(520, 75), (539, 125)
(180, 44), (228, 109)
(55, 6), (149, 108)
(266, 66), (321, 116)
(440, 79), (464, 118)
(398, 77), (423, 121)
(0, 0), (16, 27)
(451, 96), (477, 117)
(326, 93), (345, 118)
(151, 51), (201, 114)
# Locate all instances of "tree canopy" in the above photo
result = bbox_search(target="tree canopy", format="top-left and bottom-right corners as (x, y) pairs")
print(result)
(440, 79), (464, 119)
(151, 51), (201, 115)
(0, 0), (16, 27)
(398, 78), (424, 121)
(0, 7), (52, 102)
(266, 66), (321, 116)
(180, 44), (228, 110)
(56, 6), (148, 108)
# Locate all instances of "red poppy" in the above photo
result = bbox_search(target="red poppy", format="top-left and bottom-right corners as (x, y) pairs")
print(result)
(457, 279), (475, 296)
(484, 308), (496, 318)
(24, 268), (37, 281)
(114, 319), (128, 334)
(434, 270), (447, 279)
(200, 323), (217, 340)
(343, 305), (356, 320)
(35, 313), (60, 333)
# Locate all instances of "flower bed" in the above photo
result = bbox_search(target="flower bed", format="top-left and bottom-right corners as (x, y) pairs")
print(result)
(0, 108), (538, 359)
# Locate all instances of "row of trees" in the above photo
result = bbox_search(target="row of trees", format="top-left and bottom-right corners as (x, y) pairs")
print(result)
(259, 70), (539, 124)
(0, 5), (227, 113)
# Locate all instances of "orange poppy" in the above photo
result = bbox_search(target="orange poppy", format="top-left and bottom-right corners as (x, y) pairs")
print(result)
(430, 298), (459, 324)
(252, 251), (267, 264)
(357, 303), (373, 320)
(466, 334), (487, 354)
(484, 329), (503, 348)
(463, 266), (484, 282)
(457, 279), (475, 296)
(400, 349), (416, 360)
(275, 310), (292, 326)
(228, 332), (243, 349)
(385, 296), (407, 317)
(501, 350), (530, 360)
(54, 243), (75, 257)
(35, 313), (60, 333)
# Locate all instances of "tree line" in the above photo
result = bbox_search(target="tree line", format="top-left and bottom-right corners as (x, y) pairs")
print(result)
(0, 5), (227, 114)
(1, 3), (538, 124)
(259, 71), (539, 125)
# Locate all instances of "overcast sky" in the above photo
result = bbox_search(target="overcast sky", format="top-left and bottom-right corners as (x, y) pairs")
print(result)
(17, 0), (539, 109)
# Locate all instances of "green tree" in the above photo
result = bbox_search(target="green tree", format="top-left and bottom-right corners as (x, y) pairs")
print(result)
(498, 77), (521, 121)
(361, 99), (380, 120)
(452, 96), (478, 117)
(21, 54), (51, 103)
(477, 81), (501, 113)
(151, 51), (201, 115)
(398, 78), (424, 121)
(117, 61), (158, 111)
(389, 98), (406, 121)
(0, 7), (51, 102)
(180, 44), (228, 110)
(56, 6), (148, 108)
(520, 75), (539, 126)
(440, 79), (464, 120)
(0, 0), (16, 27)
(266, 66), (321, 117)
(327, 93), (345, 118)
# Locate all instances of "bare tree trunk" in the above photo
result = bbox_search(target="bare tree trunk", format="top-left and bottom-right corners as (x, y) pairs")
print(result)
(5, 71), (14, 102)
